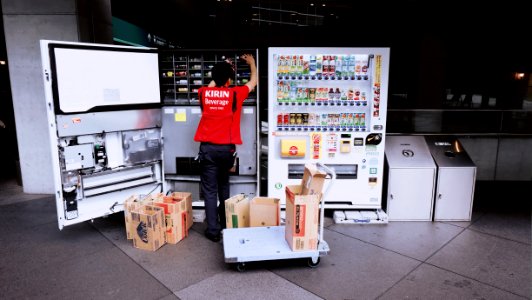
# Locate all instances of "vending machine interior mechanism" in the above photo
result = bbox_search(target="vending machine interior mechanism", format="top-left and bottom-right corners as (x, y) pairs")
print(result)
(267, 47), (390, 224)
(41, 41), (261, 229)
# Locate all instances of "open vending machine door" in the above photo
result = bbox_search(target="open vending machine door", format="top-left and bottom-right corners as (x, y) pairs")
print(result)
(40, 40), (165, 230)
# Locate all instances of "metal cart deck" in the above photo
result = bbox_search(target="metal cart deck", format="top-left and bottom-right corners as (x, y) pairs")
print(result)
(223, 163), (335, 272)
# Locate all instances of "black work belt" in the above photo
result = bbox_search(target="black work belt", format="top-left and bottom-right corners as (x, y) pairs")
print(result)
(200, 142), (236, 151)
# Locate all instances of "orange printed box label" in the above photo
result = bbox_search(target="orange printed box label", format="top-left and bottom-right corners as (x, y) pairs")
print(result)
(294, 204), (306, 237)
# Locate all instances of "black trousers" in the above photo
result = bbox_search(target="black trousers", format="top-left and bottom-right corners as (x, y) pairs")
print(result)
(199, 143), (235, 236)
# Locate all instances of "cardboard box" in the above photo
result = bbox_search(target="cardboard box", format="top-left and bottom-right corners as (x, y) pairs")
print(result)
(124, 194), (160, 240)
(285, 185), (321, 251)
(168, 192), (193, 229)
(153, 196), (189, 244)
(250, 197), (280, 227)
(301, 163), (327, 196)
(225, 194), (250, 228)
(130, 204), (166, 251)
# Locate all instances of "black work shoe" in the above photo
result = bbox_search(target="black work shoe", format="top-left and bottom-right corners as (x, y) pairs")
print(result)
(204, 230), (221, 243)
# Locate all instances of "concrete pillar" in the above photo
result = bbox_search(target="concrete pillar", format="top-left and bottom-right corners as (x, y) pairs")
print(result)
(2, 0), (111, 194)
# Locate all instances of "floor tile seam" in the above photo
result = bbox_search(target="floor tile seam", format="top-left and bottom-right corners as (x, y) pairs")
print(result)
(423, 225), (468, 263)
(373, 261), (424, 300)
(90, 222), (176, 296)
(324, 228), (426, 262)
(464, 227), (531, 246)
(267, 269), (326, 300)
(422, 261), (531, 299)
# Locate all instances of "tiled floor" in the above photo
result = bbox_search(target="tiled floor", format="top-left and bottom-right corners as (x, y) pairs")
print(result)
(0, 177), (530, 300)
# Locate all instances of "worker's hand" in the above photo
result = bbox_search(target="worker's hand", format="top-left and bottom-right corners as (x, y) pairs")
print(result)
(240, 54), (255, 66)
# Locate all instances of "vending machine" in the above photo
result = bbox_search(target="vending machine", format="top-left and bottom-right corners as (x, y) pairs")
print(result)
(40, 40), (260, 229)
(267, 47), (390, 220)
(158, 49), (260, 208)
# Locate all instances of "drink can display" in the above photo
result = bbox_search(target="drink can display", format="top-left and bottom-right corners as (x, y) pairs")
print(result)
(283, 113), (290, 126)
(302, 113), (309, 125)
(321, 113), (328, 126)
(277, 113), (283, 126)
(308, 113), (315, 126)
(315, 113), (321, 126)
(354, 113), (360, 126)
(347, 113), (354, 126)
(309, 88), (316, 103)
(296, 113), (302, 125)
(290, 113), (296, 126)
(360, 113), (366, 126)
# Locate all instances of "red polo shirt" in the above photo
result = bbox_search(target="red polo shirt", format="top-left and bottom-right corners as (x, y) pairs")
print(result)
(194, 85), (250, 145)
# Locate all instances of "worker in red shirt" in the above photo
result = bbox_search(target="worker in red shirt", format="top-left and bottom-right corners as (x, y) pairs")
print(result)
(194, 54), (257, 242)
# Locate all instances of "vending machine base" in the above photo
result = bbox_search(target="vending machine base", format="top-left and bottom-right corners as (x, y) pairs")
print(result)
(332, 209), (389, 224)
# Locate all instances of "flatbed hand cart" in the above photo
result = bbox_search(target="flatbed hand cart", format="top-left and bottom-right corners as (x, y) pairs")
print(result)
(223, 163), (336, 272)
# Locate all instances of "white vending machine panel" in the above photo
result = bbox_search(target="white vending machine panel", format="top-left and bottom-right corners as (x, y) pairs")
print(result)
(384, 135), (437, 221)
(41, 40), (165, 230)
(267, 47), (390, 209)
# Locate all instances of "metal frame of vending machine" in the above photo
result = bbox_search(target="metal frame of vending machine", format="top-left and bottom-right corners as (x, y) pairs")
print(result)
(158, 49), (260, 209)
(267, 47), (390, 223)
(41, 40), (165, 230)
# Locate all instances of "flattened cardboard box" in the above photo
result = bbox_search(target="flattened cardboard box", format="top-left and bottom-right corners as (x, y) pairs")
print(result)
(250, 197), (280, 227)
(225, 194), (250, 228)
(153, 196), (189, 244)
(124, 193), (164, 240)
(168, 192), (193, 230)
(130, 204), (166, 251)
(301, 163), (327, 195)
(285, 185), (321, 251)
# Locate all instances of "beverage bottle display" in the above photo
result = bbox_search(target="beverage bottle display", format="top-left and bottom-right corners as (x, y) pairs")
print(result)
(322, 56), (329, 77)
(316, 55), (323, 76)
(336, 56), (342, 77)
(302, 55), (309, 76)
(342, 55), (349, 77)
(334, 88), (341, 101)
(290, 55), (297, 77)
(277, 55), (283, 77)
(329, 56), (336, 77)
(349, 55), (356, 77)
(309, 55), (316, 76)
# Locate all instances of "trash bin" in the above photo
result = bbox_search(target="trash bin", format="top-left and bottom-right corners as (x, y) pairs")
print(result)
(425, 135), (477, 221)
(384, 135), (437, 221)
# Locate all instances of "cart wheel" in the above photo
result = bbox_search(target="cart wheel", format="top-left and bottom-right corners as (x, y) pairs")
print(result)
(307, 257), (320, 268)
(236, 262), (246, 272)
